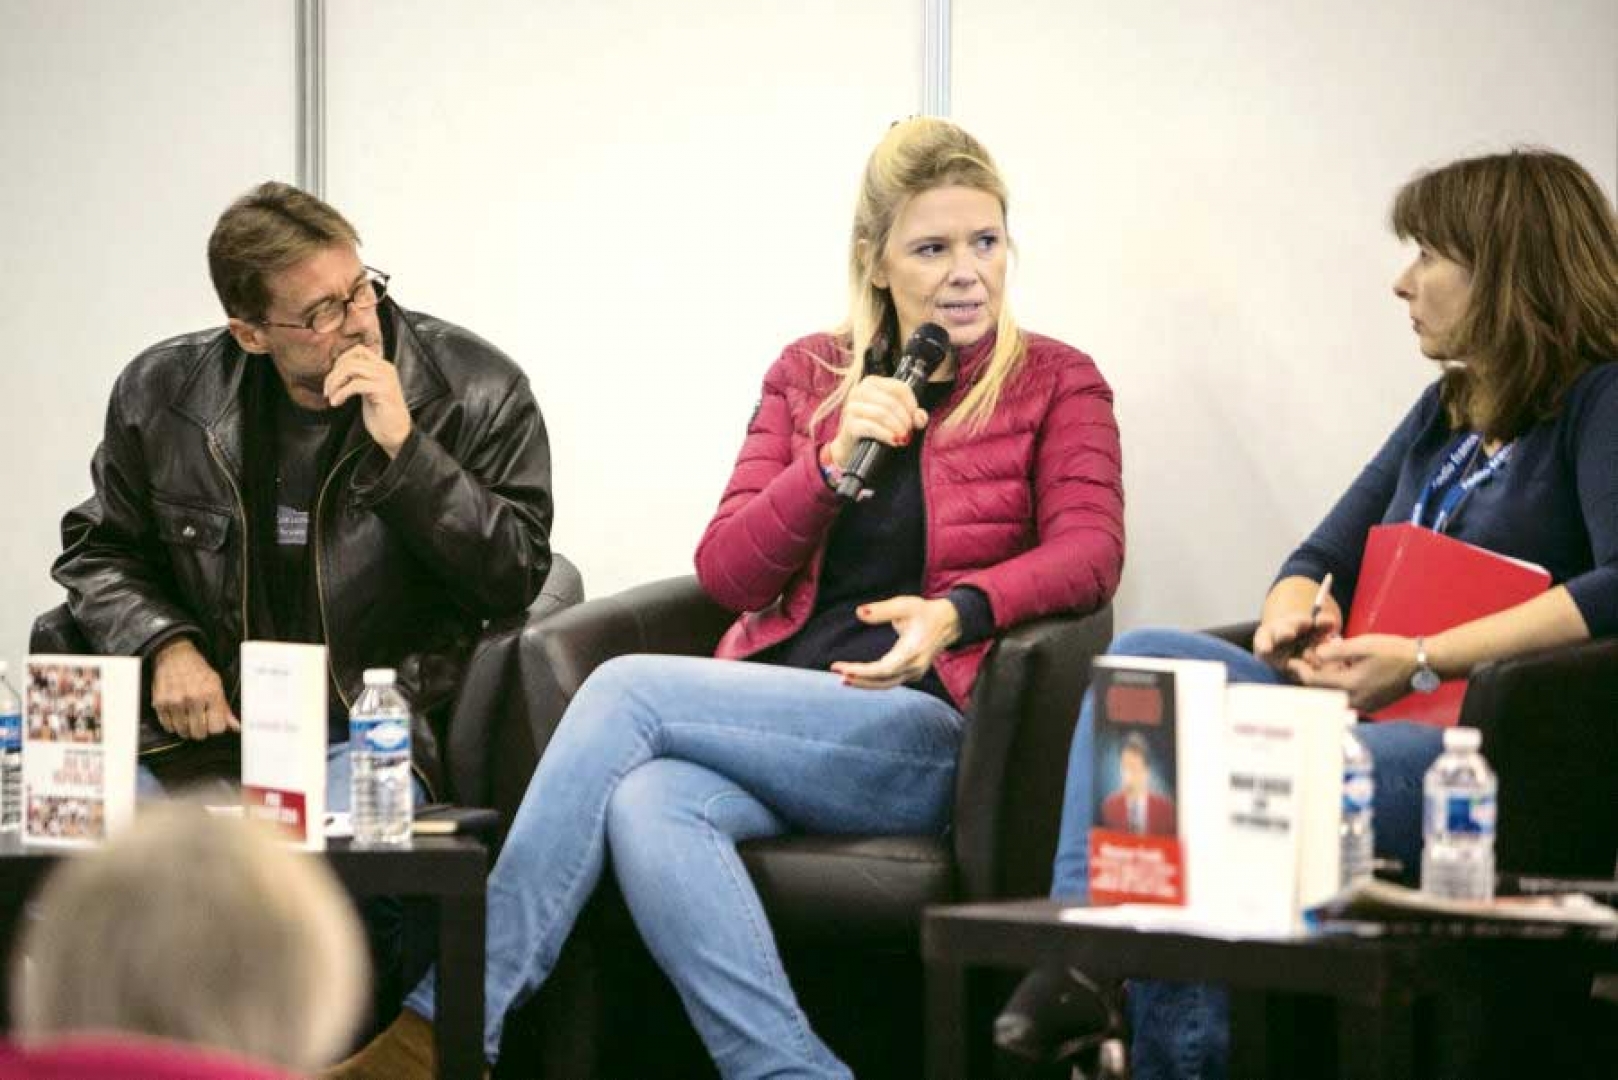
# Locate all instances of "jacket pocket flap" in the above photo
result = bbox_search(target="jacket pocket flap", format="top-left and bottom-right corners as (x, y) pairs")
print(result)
(153, 500), (231, 551)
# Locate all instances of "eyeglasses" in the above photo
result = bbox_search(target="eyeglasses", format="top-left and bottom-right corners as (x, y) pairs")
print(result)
(256, 267), (390, 334)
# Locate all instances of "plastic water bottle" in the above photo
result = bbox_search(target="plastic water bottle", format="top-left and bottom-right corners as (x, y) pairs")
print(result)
(349, 668), (413, 848)
(1421, 726), (1497, 901)
(0, 662), (20, 836)
(1340, 726), (1375, 886)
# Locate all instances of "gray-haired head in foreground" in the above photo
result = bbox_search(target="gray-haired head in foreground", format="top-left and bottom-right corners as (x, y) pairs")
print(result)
(10, 800), (369, 1071)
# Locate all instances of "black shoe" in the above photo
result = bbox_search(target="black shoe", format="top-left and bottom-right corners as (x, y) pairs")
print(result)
(994, 963), (1122, 1068)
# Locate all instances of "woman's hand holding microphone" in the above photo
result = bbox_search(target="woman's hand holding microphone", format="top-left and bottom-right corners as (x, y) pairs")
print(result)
(823, 377), (929, 472)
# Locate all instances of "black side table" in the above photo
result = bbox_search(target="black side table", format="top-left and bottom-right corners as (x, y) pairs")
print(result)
(0, 835), (488, 1080)
(922, 898), (1618, 1080)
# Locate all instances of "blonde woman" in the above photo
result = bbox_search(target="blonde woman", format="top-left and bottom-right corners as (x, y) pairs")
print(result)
(332, 116), (1125, 1079)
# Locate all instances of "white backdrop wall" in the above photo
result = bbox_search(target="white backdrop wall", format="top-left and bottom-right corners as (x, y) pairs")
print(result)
(322, 0), (923, 601)
(0, 0), (295, 670)
(0, 0), (1613, 674)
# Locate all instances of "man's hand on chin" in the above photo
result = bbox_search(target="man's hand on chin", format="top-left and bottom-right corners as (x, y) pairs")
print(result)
(325, 344), (412, 457)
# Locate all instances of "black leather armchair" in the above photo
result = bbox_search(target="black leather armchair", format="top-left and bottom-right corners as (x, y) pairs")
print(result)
(1204, 621), (1618, 879)
(444, 554), (584, 806)
(488, 575), (1113, 1078)
(27, 552), (586, 808)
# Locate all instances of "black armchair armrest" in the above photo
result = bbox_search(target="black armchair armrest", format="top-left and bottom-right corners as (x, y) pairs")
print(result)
(474, 575), (733, 821)
(954, 605), (1114, 901)
(29, 604), (90, 655)
(445, 553), (585, 805)
(1462, 637), (1618, 877)
(519, 576), (732, 700)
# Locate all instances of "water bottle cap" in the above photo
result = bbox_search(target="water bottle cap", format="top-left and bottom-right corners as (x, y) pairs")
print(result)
(362, 668), (397, 686)
(1442, 726), (1482, 751)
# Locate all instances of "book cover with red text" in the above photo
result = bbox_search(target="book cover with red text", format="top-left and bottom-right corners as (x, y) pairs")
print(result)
(240, 641), (328, 850)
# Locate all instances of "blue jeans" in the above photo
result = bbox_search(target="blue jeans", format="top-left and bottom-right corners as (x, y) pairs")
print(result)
(404, 654), (965, 1077)
(1050, 628), (1445, 1080)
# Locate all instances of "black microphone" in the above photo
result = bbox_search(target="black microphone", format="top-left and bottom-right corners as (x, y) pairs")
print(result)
(835, 322), (951, 501)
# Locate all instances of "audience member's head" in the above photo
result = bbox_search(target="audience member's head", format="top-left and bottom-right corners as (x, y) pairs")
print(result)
(10, 801), (369, 1072)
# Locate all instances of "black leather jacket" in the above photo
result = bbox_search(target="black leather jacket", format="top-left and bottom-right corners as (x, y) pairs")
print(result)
(52, 299), (553, 797)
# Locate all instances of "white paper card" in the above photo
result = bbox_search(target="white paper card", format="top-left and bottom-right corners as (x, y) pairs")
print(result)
(239, 641), (328, 851)
(1216, 684), (1349, 932)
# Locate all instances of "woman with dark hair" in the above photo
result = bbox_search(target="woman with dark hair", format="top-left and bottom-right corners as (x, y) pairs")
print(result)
(329, 116), (1125, 1080)
(998, 148), (1618, 1079)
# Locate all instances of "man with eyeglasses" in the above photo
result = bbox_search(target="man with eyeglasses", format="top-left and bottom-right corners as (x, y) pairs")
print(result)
(55, 178), (551, 790)
(49, 182), (552, 1014)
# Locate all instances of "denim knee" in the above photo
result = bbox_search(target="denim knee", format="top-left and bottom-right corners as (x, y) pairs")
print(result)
(573, 653), (656, 708)
(559, 653), (673, 747)
(1108, 626), (1205, 658)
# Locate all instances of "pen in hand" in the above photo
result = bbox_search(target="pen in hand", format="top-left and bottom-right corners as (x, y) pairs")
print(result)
(1308, 572), (1334, 632)
(1293, 572), (1335, 659)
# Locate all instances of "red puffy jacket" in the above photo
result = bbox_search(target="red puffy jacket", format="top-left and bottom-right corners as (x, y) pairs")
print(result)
(695, 329), (1125, 709)
(0, 1036), (301, 1080)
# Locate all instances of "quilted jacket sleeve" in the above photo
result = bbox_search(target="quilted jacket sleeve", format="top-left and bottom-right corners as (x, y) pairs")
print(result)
(954, 345), (1125, 628)
(694, 341), (843, 612)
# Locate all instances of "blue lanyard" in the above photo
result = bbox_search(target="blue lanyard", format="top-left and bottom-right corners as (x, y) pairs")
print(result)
(1410, 432), (1515, 533)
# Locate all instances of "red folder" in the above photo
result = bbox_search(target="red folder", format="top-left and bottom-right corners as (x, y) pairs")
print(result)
(1346, 523), (1551, 725)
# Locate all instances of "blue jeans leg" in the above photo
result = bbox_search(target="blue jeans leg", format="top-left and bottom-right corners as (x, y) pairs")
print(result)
(1128, 981), (1230, 1080)
(403, 654), (964, 1074)
(607, 757), (849, 1079)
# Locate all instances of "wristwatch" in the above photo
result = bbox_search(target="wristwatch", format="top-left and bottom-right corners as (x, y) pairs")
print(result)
(1410, 636), (1441, 693)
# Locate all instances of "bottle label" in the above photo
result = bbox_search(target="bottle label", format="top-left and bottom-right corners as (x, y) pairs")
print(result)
(1342, 766), (1374, 816)
(350, 716), (411, 754)
(0, 711), (19, 752)
(1426, 792), (1496, 836)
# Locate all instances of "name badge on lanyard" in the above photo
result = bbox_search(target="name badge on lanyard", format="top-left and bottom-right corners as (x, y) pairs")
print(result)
(1410, 432), (1515, 534)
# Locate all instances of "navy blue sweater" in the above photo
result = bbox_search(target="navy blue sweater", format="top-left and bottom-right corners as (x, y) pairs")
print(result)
(1278, 363), (1618, 638)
